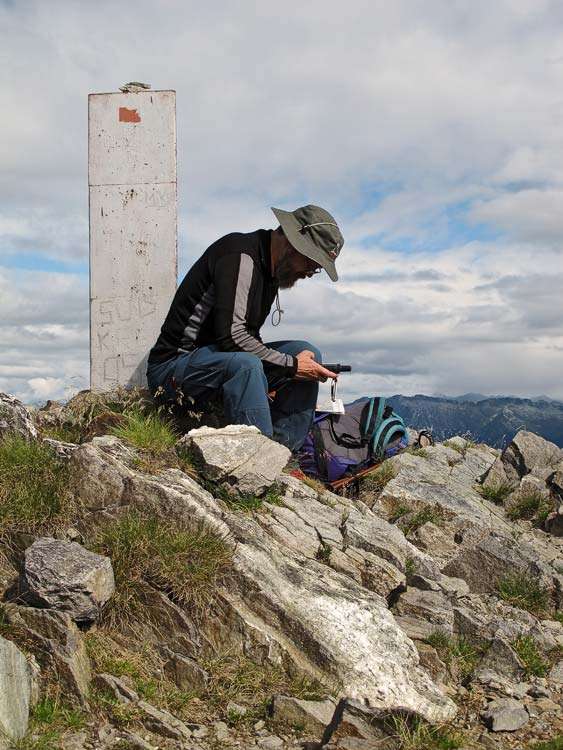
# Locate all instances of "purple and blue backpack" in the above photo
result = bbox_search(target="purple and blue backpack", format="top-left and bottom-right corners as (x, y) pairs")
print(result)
(299, 396), (409, 483)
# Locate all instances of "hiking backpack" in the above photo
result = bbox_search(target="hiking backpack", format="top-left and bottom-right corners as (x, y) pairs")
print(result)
(299, 397), (409, 483)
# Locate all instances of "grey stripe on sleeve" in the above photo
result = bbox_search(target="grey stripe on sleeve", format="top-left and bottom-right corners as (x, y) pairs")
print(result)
(180, 284), (215, 348)
(232, 254), (293, 369)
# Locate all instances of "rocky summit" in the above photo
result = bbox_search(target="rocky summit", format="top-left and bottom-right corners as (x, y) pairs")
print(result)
(0, 389), (562, 750)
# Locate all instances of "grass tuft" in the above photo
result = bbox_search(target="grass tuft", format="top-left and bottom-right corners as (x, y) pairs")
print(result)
(110, 409), (178, 454)
(94, 511), (233, 625)
(424, 631), (483, 681)
(0, 435), (75, 535)
(400, 505), (449, 536)
(40, 423), (82, 444)
(389, 502), (411, 523)
(404, 556), (416, 579)
(361, 461), (397, 494)
(496, 572), (551, 616)
(406, 446), (430, 458)
(512, 635), (549, 678)
(316, 539), (332, 564)
(528, 736), (563, 750)
(506, 491), (552, 523)
(202, 651), (328, 715)
(11, 697), (85, 750)
(198, 477), (285, 513)
(301, 475), (328, 495)
(86, 632), (329, 728)
(389, 714), (464, 750)
(478, 481), (514, 505)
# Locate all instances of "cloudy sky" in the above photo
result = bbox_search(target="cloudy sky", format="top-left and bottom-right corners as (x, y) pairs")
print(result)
(1, 0), (563, 404)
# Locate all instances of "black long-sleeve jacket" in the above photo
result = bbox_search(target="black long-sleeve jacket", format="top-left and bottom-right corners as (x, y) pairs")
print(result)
(147, 229), (298, 376)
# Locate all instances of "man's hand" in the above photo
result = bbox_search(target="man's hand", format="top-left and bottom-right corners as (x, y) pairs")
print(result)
(295, 350), (338, 382)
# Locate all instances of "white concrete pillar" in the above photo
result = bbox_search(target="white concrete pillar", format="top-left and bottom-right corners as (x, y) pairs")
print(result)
(88, 89), (177, 390)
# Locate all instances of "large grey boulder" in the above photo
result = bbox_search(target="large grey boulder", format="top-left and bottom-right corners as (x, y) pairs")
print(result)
(181, 424), (291, 495)
(0, 636), (32, 747)
(502, 430), (561, 482)
(71, 436), (456, 724)
(0, 392), (37, 441)
(22, 538), (115, 622)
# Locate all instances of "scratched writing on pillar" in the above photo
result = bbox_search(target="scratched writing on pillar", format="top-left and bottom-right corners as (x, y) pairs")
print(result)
(94, 293), (157, 326)
(136, 185), (173, 208)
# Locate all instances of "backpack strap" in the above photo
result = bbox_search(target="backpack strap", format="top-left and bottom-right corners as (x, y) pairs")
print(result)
(371, 414), (407, 459)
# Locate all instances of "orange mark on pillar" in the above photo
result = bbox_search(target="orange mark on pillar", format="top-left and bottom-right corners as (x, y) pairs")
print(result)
(119, 107), (141, 123)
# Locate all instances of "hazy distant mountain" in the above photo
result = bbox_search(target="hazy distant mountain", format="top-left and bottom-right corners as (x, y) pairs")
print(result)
(433, 393), (563, 405)
(386, 394), (563, 448)
(450, 393), (489, 403)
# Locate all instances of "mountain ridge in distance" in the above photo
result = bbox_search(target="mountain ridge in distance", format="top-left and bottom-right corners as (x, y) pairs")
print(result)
(380, 393), (563, 448)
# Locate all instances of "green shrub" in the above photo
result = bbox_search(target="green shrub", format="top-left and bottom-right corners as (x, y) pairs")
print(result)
(0, 435), (75, 535)
(111, 410), (177, 454)
(478, 481), (514, 505)
(94, 511), (233, 624)
(512, 635), (549, 678)
(507, 491), (551, 522)
(496, 572), (551, 616)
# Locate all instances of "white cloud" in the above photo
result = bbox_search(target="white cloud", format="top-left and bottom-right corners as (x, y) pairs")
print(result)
(2, 0), (563, 402)
(28, 377), (67, 400)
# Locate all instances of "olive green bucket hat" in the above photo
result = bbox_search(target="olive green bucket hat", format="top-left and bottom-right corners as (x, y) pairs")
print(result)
(271, 204), (344, 282)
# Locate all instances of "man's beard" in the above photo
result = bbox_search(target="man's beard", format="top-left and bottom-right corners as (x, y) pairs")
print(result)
(274, 250), (299, 289)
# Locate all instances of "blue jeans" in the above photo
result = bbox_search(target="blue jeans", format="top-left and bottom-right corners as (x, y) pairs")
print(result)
(146, 340), (321, 452)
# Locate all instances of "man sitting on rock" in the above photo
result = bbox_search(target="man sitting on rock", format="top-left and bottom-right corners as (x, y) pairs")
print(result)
(146, 204), (344, 451)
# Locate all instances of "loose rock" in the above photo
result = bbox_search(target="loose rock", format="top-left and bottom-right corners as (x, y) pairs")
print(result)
(0, 392), (37, 441)
(481, 697), (529, 732)
(258, 737), (284, 749)
(182, 424), (291, 495)
(21, 537), (115, 622)
(138, 700), (192, 740)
